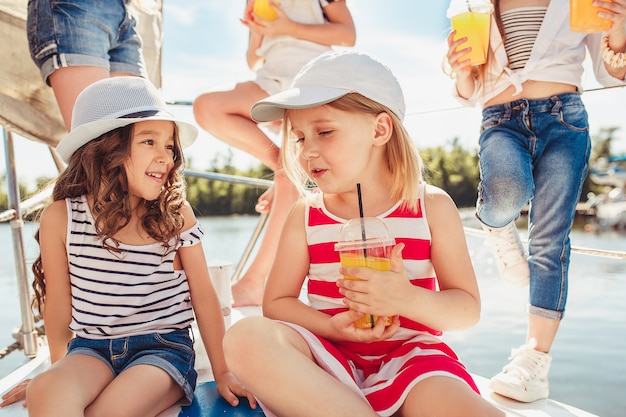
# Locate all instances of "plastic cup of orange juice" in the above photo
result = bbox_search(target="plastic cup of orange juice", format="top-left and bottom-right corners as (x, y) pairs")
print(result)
(335, 218), (395, 329)
(570, 0), (613, 33)
(447, 0), (494, 66)
(253, 0), (277, 21)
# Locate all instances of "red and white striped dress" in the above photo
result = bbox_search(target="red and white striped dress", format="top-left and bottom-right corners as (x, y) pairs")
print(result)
(280, 184), (479, 416)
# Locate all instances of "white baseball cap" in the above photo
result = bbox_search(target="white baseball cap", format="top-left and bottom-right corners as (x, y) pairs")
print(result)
(250, 50), (405, 122)
(56, 76), (198, 163)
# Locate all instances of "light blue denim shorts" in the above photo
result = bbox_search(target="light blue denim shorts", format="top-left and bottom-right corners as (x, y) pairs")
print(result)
(67, 328), (197, 405)
(27, 0), (147, 85)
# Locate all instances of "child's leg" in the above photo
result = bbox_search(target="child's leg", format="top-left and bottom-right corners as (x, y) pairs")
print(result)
(26, 354), (114, 416)
(398, 376), (504, 417)
(193, 81), (278, 170)
(85, 364), (184, 417)
(194, 81), (291, 306)
(232, 170), (298, 307)
(224, 316), (378, 417)
(48, 66), (113, 130)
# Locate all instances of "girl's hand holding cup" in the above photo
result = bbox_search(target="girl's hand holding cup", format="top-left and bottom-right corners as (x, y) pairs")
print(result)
(338, 243), (409, 320)
(327, 309), (401, 343)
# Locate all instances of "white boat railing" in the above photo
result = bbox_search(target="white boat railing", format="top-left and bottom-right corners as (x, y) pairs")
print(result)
(2, 129), (39, 359)
(463, 227), (626, 260)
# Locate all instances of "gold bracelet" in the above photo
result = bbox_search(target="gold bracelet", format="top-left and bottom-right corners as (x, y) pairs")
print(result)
(601, 34), (626, 69)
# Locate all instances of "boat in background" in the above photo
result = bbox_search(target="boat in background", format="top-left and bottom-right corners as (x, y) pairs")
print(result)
(589, 155), (626, 229)
(590, 155), (626, 187)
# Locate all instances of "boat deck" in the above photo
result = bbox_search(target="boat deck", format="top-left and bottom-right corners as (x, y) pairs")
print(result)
(0, 306), (600, 417)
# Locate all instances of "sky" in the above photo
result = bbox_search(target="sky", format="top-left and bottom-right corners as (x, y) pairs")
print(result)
(3, 0), (626, 188)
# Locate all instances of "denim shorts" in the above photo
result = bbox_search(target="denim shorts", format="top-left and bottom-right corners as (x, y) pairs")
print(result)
(27, 0), (147, 85)
(67, 328), (197, 405)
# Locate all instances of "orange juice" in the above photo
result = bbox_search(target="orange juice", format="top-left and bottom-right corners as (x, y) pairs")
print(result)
(570, 0), (613, 33)
(451, 11), (491, 66)
(339, 252), (393, 329)
(253, 0), (277, 21)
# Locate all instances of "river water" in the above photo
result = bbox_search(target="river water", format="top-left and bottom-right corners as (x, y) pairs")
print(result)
(0, 215), (624, 416)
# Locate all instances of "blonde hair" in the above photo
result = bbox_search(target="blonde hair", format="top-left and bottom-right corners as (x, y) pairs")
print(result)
(281, 93), (423, 212)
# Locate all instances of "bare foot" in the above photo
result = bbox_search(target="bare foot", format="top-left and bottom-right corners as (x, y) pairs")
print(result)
(231, 278), (264, 307)
(255, 184), (274, 213)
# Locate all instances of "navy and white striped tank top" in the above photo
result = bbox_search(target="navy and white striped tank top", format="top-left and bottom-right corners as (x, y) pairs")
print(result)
(65, 195), (201, 339)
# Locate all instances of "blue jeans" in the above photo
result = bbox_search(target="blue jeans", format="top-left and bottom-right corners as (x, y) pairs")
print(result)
(27, 0), (147, 85)
(67, 328), (197, 405)
(476, 93), (591, 320)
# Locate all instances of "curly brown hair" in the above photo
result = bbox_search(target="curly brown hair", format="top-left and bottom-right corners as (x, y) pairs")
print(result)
(31, 123), (187, 314)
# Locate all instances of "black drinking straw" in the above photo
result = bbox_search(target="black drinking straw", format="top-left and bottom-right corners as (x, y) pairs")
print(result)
(357, 183), (375, 328)
(356, 183), (367, 249)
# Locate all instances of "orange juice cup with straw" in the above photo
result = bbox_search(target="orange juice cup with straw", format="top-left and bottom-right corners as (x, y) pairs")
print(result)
(335, 216), (395, 329)
(570, 0), (613, 33)
(253, 0), (277, 21)
(447, 0), (494, 66)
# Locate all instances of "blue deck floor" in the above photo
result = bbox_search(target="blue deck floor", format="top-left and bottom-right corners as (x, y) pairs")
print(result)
(178, 381), (265, 417)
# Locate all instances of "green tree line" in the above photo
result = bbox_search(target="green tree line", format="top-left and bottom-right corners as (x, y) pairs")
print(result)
(0, 127), (620, 215)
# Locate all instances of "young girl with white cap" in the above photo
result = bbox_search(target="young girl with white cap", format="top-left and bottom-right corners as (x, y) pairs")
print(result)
(223, 50), (504, 417)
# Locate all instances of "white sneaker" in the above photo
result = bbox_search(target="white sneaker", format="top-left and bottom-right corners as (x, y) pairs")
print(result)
(489, 339), (551, 403)
(481, 220), (530, 287)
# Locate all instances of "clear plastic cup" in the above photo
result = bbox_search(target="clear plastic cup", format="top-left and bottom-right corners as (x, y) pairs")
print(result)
(570, 0), (613, 33)
(447, 0), (494, 66)
(334, 218), (395, 329)
(253, 0), (277, 21)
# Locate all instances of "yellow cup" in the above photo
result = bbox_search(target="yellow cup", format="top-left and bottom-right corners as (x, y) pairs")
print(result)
(253, 0), (277, 21)
(570, 0), (613, 33)
(335, 218), (395, 329)
(338, 252), (393, 329)
(450, 11), (492, 66)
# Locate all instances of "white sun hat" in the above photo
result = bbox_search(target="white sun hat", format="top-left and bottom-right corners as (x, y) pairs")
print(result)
(250, 50), (405, 123)
(56, 76), (198, 163)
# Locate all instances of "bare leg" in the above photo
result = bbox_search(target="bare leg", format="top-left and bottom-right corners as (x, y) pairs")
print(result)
(26, 354), (114, 417)
(398, 376), (505, 417)
(194, 82), (297, 306)
(86, 364), (184, 417)
(193, 82), (279, 170)
(224, 317), (378, 417)
(527, 314), (560, 353)
(232, 170), (298, 306)
(48, 66), (137, 130)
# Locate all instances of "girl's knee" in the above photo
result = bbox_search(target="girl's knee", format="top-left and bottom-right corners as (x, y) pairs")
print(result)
(192, 93), (220, 120)
(224, 316), (273, 366)
(26, 371), (54, 400)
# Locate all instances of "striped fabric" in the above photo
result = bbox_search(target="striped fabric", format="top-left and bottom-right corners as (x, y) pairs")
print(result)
(501, 7), (547, 71)
(283, 184), (479, 417)
(66, 195), (200, 339)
